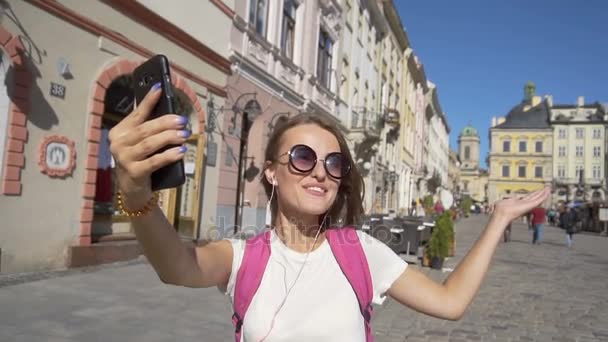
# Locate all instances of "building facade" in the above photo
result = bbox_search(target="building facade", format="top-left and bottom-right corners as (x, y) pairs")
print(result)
(0, 0), (233, 272)
(457, 125), (488, 203)
(340, 0), (385, 214)
(220, 0), (344, 235)
(426, 82), (450, 187)
(550, 97), (606, 204)
(488, 83), (552, 205)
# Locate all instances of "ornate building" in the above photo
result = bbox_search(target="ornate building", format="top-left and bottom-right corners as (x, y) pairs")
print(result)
(549, 97), (606, 204)
(457, 125), (488, 203)
(488, 82), (552, 205)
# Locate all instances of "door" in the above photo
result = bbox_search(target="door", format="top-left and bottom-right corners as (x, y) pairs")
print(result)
(175, 134), (206, 239)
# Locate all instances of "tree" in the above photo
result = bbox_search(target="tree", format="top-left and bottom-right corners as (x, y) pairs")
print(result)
(461, 195), (473, 217)
(427, 170), (442, 195)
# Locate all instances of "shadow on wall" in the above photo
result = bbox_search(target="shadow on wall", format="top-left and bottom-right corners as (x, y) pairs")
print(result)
(2, 0), (57, 130)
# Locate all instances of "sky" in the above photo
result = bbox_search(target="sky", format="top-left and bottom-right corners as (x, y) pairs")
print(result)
(396, 0), (608, 168)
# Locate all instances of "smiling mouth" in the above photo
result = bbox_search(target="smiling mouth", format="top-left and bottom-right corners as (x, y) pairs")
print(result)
(303, 186), (327, 196)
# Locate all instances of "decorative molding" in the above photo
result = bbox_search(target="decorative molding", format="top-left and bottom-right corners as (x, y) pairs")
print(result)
(208, 0), (235, 18)
(26, 0), (227, 97)
(0, 25), (33, 196)
(38, 135), (76, 178)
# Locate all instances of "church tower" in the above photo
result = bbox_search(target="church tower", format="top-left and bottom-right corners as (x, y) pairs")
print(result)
(458, 124), (480, 175)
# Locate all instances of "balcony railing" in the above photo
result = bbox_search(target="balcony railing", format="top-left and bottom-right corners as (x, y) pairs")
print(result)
(351, 108), (383, 135)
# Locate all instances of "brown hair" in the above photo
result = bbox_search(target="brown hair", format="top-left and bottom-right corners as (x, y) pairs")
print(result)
(262, 113), (364, 227)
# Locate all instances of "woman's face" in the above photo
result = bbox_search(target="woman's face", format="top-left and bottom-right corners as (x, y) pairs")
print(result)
(267, 124), (343, 221)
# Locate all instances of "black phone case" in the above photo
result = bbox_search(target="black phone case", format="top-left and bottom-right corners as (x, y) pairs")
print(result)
(133, 55), (186, 191)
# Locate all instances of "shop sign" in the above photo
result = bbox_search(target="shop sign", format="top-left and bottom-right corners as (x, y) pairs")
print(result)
(38, 135), (76, 178)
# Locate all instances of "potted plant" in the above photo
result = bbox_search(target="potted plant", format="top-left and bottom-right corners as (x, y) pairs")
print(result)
(442, 212), (455, 257)
(426, 215), (449, 270)
(460, 196), (472, 218)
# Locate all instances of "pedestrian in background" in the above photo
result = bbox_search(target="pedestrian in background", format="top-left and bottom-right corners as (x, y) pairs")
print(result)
(561, 204), (578, 248)
(529, 205), (547, 244)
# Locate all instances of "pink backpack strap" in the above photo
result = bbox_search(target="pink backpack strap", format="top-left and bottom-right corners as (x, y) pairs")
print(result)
(326, 226), (374, 342)
(232, 230), (271, 342)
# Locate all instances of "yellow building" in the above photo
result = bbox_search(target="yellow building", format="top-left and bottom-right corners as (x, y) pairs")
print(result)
(488, 83), (553, 204)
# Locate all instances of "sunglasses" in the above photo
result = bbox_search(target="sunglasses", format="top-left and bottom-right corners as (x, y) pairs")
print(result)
(279, 144), (351, 179)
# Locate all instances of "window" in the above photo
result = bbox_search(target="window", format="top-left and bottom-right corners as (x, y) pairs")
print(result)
(593, 146), (601, 158)
(593, 165), (601, 179)
(502, 165), (510, 177)
(317, 29), (334, 89)
(593, 128), (602, 139)
(575, 165), (584, 181)
(558, 128), (566, 139)
(558, 146), (566, 157)
(518, 165), (526, 178)
(340, 58), (349, 101)
(535, 141), (543, 153)
(281, 0), (297, 60)
(557, 165), (565, 179)
(249, 0), (269, 37)
(464, 146), (470, 160)
(534, 166), (543, 178)
(0, 52), (9, 177)
(519, 141), (527, 152)
(502, 140), (510, 152)
(575, 128), (584, 139)
(575, 146), (583, 157)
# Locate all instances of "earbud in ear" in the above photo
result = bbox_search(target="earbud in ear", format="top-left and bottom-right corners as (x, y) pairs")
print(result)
(273, 178), (277, 186)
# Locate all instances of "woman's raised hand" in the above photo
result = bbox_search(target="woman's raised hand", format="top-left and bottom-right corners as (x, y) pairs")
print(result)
(490, 187), (551, 225)
(108, 84), (189, 208)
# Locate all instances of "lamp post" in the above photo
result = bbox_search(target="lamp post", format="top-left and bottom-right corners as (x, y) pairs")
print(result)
(228, 93), (262, 233)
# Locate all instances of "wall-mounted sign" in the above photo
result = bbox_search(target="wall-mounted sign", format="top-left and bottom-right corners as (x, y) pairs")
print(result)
(206, 141), (218, 167)
(50, 82), (66, 99)
(38, 135), (76, 178)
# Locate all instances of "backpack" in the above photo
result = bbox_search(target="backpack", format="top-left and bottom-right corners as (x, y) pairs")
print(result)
(231, 226), (374, 342)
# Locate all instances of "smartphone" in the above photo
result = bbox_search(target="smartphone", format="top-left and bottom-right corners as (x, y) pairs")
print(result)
(133, 54), (186, 191)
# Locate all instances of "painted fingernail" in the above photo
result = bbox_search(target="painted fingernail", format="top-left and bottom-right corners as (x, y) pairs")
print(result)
(176, 116), (188, 126)
(151, 82), (162, 91)
(178, 146), (187, 154)
(178, 130), (191, 138)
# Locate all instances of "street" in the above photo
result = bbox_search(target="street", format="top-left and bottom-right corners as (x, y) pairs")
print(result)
(1, 215), (607, 342)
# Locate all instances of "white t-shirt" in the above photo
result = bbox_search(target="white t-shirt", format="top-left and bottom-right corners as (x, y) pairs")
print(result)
(225, 229), (408, 342)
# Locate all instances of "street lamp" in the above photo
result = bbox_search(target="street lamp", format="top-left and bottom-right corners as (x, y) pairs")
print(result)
(228, 92), (262, 134)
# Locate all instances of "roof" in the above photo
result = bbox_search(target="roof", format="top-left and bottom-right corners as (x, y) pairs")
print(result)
(460, 125), (478, 137)
(494, 100), (551, 129)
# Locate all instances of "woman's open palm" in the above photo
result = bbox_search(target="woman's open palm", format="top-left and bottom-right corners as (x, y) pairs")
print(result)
(491, 187), (551, 223)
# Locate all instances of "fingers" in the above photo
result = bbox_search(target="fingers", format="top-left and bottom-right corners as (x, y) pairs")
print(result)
(134, 146), (187, 176)
(127, 83), (163, 125)
(127, 128), (191, 161)
(123, 114), (188, 146)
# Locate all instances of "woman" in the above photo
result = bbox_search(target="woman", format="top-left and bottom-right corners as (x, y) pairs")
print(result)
(109, 86), (551, 341)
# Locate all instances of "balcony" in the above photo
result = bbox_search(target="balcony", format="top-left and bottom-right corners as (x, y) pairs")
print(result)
(351, 108), (383, 138)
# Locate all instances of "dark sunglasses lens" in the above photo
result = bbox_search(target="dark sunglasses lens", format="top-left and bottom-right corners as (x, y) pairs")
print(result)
(290, 145), (316, 172)
(326, 153), (349, 178)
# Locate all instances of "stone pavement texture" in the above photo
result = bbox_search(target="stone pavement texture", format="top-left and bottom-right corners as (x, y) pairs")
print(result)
(1, 215), (607, 341)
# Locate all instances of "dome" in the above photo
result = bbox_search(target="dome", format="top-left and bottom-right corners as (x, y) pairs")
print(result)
(460, 125), (478, 137)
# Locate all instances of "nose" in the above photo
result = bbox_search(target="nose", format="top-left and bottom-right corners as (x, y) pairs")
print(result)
(310, 158), (327, 181)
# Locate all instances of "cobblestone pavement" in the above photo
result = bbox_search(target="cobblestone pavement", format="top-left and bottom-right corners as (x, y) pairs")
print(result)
(373, 215), (608, 342)
(1, 215), (607, 341)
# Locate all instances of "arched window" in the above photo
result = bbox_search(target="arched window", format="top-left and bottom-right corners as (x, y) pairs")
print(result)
(464, 146), (470, 160)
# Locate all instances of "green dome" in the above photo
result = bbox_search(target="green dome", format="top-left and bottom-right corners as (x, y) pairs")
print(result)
(460, 125), (478, 137)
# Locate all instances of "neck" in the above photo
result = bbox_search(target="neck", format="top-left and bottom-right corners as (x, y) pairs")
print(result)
(274, 211), (325, 253)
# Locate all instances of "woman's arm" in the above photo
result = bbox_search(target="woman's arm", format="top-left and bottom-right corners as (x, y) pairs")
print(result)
(110, 87), (232, 288)
(387, 188), (550, 320)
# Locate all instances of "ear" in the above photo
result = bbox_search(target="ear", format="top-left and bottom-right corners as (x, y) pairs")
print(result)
(264, 161), (276, 185)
